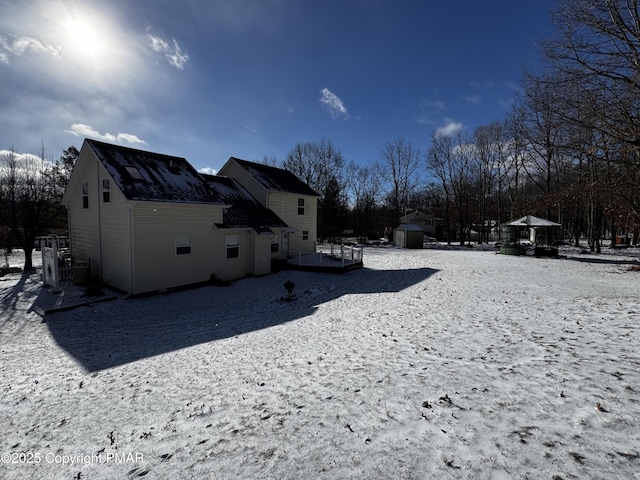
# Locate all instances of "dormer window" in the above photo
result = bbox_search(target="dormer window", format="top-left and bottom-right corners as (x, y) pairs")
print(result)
(125, 165), (144, 180)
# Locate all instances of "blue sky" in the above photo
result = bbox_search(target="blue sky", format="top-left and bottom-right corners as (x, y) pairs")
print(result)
(1, 0), (556, 174)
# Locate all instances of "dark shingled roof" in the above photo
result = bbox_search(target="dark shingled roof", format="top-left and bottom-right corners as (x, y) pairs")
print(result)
(202, 174), (289, 233)
(230, 158), (319, 196)
(86, 139), (222, 204)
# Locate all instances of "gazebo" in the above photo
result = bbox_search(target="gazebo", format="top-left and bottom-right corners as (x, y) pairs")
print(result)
(500, 215), (563, 256)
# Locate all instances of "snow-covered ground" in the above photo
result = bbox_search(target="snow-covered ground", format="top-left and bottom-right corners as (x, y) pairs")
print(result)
(1, 245), (639, 479)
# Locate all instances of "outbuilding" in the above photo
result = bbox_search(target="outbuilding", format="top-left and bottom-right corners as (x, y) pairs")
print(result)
(394, 224), (425, 249)
(500, 215), (563, 256)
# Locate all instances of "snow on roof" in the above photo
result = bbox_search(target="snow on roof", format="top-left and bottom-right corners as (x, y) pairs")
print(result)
(396, 223), (425, 232)
(86, 139), (222, 204)
(203, 174), (289, 233)
(505, 215), (562, 227)
(230, 158), (319, 197)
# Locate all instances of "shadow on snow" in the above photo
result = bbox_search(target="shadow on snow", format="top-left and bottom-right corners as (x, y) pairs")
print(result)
(44, 266), (439, 372)
(1, 272), (41, 323)
(564, 255), (640, 266)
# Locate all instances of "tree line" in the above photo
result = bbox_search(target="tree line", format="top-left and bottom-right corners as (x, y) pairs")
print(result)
(270, 0), (640, 250)
(0, 146), (78, 270)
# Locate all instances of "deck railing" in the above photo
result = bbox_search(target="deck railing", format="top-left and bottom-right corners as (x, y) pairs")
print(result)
(297, 244), (364, 267)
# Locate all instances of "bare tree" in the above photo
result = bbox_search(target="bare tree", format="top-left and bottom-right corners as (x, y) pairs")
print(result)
(377, 138), (420, 224)
(513, 71), (572, 220)
(282, 138), (347, 240)
(427, 131), (476, 245)
(0, 146), (63, 270)
(282, 138), (345, 197)
(427, 133), (455, 244)
(345, 161), (382, 242)
(473, 122), (506, 242)
(543, 0), (640, 218)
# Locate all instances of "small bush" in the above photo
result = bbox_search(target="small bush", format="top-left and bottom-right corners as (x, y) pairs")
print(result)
(282, 280), (296, 301)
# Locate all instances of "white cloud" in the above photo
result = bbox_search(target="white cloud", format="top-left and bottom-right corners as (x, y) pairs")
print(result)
(198, 167), (217, 175)
(0, 34), (63, 62)
(436, 121), (464, 137)
(320, 88), (349, 119)
(116, 133), (147, 144)
(463, 95), (481, 105)
(422, 100), (446, 111)
(416, 116), (436, 125)
(65, 123), (147, 145)
(0, 149), (52, 172)
(416, 99), (447, 125)
(146, 33), (189, 70)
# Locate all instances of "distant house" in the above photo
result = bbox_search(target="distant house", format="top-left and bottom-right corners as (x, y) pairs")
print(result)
(394, 224), (425, 249)
(399, 210), (444, 239)
(61, 139), (318, 295)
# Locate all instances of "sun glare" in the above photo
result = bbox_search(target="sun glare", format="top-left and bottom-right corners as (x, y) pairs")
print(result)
(64, 16), (105, 56)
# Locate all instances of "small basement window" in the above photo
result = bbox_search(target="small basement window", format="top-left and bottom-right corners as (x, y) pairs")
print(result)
(82, 182), (89, 209)
(175, 236), (192, 255)
(102, 179), (111, 203)
(226, 234), (239, 259)
(297, 198), (305, 215)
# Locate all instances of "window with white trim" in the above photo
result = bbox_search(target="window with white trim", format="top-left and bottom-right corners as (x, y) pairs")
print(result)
(82, 182), (89, 209)
(102, 179), (111, 203)
(175, 236), (192, 255)
(302, 230), (309, 240)
(226, 234), (239, 258)
(297, 198), (305, 215)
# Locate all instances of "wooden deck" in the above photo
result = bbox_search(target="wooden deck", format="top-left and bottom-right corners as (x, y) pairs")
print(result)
(285, 251), (363, 273)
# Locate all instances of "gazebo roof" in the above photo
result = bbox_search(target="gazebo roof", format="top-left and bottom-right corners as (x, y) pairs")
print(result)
(504, 215), (562, 227)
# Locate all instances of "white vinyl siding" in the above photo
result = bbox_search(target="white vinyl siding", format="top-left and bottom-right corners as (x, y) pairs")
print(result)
(267, 192), (317, 254)
(131, 202), (228, 294)
(62, 149), (102, 279)
(217, 161), (268, 205)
